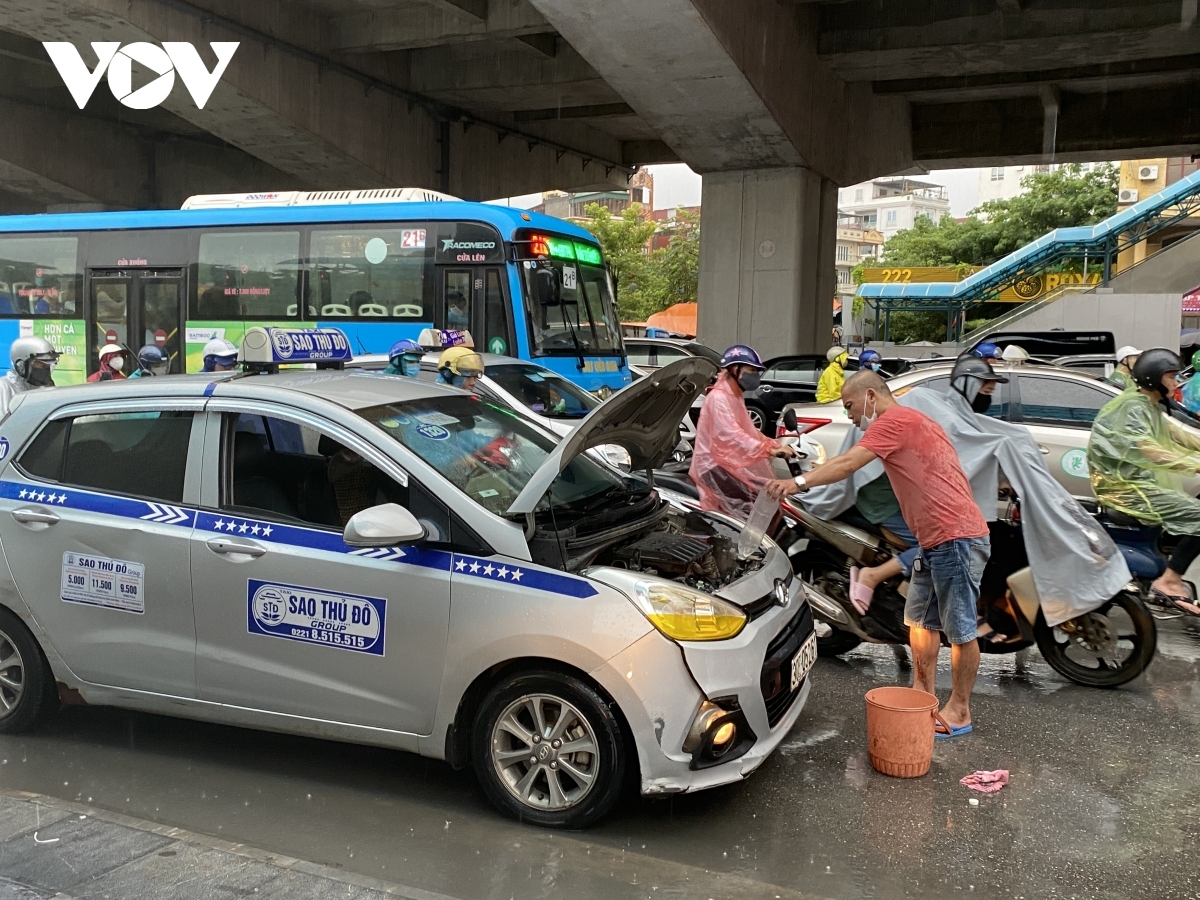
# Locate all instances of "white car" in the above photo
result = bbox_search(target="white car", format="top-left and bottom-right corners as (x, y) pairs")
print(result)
(781, 361), (1200, 500)
(0, 332), (814, 829)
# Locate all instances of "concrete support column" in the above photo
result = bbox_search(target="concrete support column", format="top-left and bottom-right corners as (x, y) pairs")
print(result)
(697, 168), (838, 359)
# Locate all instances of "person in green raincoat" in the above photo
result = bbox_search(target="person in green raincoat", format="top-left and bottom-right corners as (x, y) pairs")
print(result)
(1104, 345), (1140, 391)
(1088, 348), (1200, 614)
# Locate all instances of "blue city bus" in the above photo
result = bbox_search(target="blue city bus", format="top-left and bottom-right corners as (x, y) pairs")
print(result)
(0, 190), (630, 392)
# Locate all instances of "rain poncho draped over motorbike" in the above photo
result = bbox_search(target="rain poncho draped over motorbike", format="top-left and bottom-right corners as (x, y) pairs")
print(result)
(1088, 388), (1200, 534)
(689, 370), (780, 520)
(803, 380), (1131, 627)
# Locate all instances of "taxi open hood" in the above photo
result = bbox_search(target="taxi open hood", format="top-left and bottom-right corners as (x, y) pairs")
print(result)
(506, 357), (717, 516)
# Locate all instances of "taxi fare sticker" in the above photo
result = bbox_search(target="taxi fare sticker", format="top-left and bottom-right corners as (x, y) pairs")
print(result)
(61, 552), (145, 615)
(247, 579), (386, 656)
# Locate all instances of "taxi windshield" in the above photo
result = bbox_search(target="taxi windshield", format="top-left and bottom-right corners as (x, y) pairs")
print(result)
(359, 395), (625, 517)
(486, 364), (599, 419)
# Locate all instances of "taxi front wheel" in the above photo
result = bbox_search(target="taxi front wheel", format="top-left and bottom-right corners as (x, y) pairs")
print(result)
(0, 608), (54, 734)
(472, 671), (626, 828)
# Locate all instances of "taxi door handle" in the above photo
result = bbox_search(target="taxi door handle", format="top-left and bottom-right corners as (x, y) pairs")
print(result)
(1038, 445), (1051, 455)
(206, 538), (266, 558)
(12, 508), (59, 525)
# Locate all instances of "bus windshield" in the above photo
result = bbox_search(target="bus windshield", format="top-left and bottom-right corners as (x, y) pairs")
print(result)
(522, 257), (623, 356)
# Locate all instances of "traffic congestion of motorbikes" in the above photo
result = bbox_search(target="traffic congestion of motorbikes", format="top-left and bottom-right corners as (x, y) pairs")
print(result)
(1, 325), (1195, 820)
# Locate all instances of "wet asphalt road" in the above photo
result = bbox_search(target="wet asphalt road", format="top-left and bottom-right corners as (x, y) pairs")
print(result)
(1, 621), (1198, 900)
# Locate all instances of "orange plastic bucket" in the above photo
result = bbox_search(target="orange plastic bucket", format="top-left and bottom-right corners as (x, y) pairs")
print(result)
(864, 687), (947, 778)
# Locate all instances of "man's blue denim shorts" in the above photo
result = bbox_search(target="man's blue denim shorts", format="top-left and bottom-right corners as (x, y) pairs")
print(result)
(904, 536), (991, 645)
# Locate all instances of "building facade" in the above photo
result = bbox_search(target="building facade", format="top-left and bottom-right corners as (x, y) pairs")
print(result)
(1115, 157), (1200, 271)
(976, 162), (1109, 206)
(837, 177), (951, 243)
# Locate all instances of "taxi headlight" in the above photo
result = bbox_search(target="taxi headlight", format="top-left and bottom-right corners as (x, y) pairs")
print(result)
(632, 581), (746, 642)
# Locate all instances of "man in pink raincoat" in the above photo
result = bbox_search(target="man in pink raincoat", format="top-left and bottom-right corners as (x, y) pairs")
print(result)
(689, 344), (796, 519)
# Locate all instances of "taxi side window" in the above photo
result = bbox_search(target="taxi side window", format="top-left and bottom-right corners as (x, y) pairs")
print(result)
(18, 411), (194, 503)
(221, 413), (458, 547)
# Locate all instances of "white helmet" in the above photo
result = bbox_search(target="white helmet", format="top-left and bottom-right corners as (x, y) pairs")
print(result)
(202, 337), (239, 372)
(10, 336), (59, 383)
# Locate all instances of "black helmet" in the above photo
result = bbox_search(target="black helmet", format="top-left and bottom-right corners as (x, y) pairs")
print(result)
(949, 354), (1009, 399)
(1132, 348), (1182, 397)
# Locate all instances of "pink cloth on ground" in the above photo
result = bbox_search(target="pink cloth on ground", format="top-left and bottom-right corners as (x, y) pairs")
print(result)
(960, 770), (1009, 793)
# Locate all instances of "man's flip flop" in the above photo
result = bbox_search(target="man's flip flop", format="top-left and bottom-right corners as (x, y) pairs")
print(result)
(848, 566), (874, 615)
(935, 722), (973, 741)
(1150, 588), (1200, 616)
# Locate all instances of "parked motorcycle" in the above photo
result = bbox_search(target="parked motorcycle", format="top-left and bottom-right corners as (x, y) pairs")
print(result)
(782, 498), (1157, 688)
(771, 411), (1157, 689)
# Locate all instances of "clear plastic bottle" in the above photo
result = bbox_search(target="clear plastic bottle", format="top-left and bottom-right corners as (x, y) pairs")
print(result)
(737, 490), (779, 560)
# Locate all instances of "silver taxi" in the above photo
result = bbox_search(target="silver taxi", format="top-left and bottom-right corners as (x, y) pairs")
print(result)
(0, 343), (813, 828)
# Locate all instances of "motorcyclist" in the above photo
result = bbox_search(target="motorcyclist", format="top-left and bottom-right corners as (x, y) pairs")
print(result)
(1088, 348), (1200, 614)
(383, 339), (424, 377)
(437, 346), (484, 391)
(1105, 346), (1141, 391)
(689, 344), (795, 519)
(129, 345), (170, 378)
(0, 336), (59, 418)
(816, 346), (849, 403)
(201, 337), (239, 373)
(87, 344), (127, 382)
(859, 348), (884, 374)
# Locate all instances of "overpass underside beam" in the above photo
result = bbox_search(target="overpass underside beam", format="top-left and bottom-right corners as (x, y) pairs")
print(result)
(697, 168), (837, 360)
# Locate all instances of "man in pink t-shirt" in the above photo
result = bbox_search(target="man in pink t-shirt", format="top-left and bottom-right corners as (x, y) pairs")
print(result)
(766, 370), (991, 738)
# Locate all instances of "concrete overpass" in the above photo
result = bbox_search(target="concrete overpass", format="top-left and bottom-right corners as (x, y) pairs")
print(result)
(0, 0), (1197, 355)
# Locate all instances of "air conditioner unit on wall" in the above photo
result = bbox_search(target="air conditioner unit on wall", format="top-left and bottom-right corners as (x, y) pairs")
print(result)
(1118, 189), (1139, 204)
(1138, 165), (1159, 181)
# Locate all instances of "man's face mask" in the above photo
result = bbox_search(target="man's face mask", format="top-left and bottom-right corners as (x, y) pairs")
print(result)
(401, 356), (421, 378)
(736, 368), (762, 392)
(108, 355), (124, 372)
(971, 392), (993, 414)
(859, 391), (879, 428)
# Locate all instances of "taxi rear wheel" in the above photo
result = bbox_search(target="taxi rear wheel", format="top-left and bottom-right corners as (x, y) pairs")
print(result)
(472, 671), (625, 828)
(0, 608), (53, 734)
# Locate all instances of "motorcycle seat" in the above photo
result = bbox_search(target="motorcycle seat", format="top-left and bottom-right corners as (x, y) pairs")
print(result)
(837, 511), (911, 552)
(1101, 508), (1148, 528)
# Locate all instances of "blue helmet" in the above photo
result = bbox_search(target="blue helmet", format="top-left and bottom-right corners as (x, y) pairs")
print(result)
(859, 348), (881, 364)
(137, 344), (169, 375)
(719, 344), (764, 370)
(388, 339), (423, 362)
(973, 341), (1002, 360)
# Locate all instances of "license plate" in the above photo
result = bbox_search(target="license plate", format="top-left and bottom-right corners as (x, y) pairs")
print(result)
(790, 634), (818, 692)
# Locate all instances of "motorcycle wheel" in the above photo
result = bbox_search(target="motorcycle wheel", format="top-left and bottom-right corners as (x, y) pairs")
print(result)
(1033, 590), (1157, 688)
(817, 628), (862, 658)
(794, 556), (864, 657)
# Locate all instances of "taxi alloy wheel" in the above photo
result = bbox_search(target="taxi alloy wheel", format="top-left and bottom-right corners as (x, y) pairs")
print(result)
(473, 672), (625, 828)
(0, 608), (52, 733)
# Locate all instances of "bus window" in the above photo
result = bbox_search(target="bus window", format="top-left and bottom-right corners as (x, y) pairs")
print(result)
(522, 256), (622, 357)
(484, 268), (510, 355)
(443, 270), (472, 332)
(0, 235), (79, 317)
(310, 226), (432, 320)
(194, 231), (300, 321)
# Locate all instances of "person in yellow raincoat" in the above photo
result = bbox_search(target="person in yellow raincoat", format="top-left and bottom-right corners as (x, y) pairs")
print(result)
(817, 346), (849, 403)
(1088, 348), (1200, 614)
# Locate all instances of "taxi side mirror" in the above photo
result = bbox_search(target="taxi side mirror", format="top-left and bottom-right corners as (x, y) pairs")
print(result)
(343, 503), (426, 547)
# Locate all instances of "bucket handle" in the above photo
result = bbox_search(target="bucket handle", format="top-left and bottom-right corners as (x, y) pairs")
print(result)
(933, 711), (951, 736)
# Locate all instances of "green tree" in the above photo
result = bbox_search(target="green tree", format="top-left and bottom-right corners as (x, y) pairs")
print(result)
(881, 163), (1119, 269)
(579, 203), (701, 322)
(579, 202), (656, 320)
